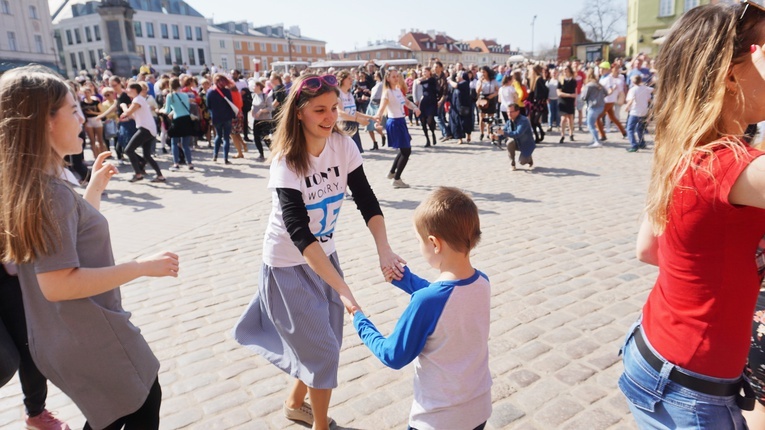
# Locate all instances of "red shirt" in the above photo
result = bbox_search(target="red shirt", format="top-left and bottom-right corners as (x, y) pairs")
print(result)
(643, 143), (765, 378)
(575, 70), (585, 94)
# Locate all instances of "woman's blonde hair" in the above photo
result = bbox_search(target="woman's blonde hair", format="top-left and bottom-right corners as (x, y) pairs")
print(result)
(646, 3), (763, 233)
(269, 74), (342, 177)
(0, 65), (71, 263)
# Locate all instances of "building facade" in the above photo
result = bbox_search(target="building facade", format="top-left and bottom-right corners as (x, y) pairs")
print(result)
(336, 40), (413, 62)
(399, 30), (514, 66)
(625, 0), (743, 57)
(1, 0), (58, 72)
(210, 21), (325, 74)
(53, 0), (210, 77)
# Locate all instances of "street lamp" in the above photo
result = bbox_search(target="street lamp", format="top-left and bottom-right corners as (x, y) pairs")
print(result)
(285, 33), (293, 62)
(531, 15), (537, 59)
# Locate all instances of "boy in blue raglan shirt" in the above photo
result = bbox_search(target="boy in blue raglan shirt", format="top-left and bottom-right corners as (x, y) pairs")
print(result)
(351, 187), (492, 430)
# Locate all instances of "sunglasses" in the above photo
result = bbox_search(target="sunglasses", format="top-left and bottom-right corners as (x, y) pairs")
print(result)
(740, 0), (765, 21)
(295, 74), (337, 99)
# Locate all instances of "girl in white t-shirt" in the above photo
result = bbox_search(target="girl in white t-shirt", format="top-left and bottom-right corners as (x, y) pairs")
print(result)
(233, 74), (406, 430)
(374, 69), (420, 189)
(335, 70), (375, 154)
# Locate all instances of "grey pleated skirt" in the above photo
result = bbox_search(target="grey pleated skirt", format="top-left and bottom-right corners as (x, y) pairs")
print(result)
(233, 252), (344, 389)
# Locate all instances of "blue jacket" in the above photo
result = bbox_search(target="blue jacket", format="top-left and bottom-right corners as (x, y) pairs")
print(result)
(502, 114), (536, 158)
(205, 87), (236, 125)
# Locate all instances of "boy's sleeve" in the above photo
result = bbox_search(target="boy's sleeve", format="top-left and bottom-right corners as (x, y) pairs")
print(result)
(353, 284), (452, 370)
(391, 266), (431, 295)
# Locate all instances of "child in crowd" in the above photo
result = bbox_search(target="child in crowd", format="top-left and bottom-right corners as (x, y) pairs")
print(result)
(352, 187), (492, 430)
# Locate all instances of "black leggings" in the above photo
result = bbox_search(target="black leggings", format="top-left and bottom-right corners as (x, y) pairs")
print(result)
(0, 272), (48, 417)
(125, 127), (162, 177)
(390, 147), (412, 180)
(83, 377), (162, 430)
(252, 120), (272, 157)
(420, 115), (436, 135)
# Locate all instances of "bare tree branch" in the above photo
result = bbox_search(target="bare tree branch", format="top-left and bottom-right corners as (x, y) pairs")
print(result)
(577, 0), (626, 42)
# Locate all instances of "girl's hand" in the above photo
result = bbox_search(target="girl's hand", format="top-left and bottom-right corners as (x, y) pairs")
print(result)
(86, 152), (118, 194)
(138, 251), (180, 277)
(379, 248), (406, 281)
(339, 294), (360, 315)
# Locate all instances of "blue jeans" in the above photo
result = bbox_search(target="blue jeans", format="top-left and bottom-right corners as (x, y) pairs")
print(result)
(171, 136), (193, 165)
(626, 115), (647, 149)
(548, 99), (559, 128)
(213, 120), (232, 161)
(587, 105), (604, 143)
(619, 322), (747, 430)
(436, 103), (450, 138)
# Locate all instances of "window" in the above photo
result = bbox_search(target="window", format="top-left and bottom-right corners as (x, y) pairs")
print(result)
(195, 26), (202, 41)
(69, 53), (76, 71)
(280, 44), (285, 53)
(94, 25), (101, 41)
(272, 43), (277, 52)
(188, 47), (195, 65)
(172, 25), (179, 40)
(146, 22), (154, 38)
(163, 46), (171, 64)
(659, 0), (675, 17)
(28, 5), (38, 19)
(198, 48), (205, 65)
(149, 46), (158, 64)
(219, 40), (225, 48)
(133, 22), (142, 38)
(236, 57), (243, 71)
(74, 28), (81, 44)
(307, 45), (312, 54)
(161, 24), (168, 39)
(185, 25), (192, 40)
(85, 26), (92, 42)
(89, 50), (97, 68)
(66, 29), (73, 45)
(136, 45), (145, 62)
(34, 35), (44, 53)
(247, 42), (253, 51)
(295, 45), (301, 53)
(174, 46), (182, 62)
(684, 0), (699, 11)
(260, 43), (265, 51)
(97, 48), (104, 62)
(376, 52), (381, 59)
(221, 56), (228, 70)
(7, 31), (17, 51)
(1, 0), (10, 14)
(78, 51), (85, 70)
(234, 41), (241, 50)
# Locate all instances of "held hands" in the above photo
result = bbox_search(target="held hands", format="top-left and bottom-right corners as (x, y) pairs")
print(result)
(86, 151), (118, 194)
(379, 248), (406, 282)
(357, 116), (370, 127)
(138, 251), (180, 278)
(339, 294), (361, 316)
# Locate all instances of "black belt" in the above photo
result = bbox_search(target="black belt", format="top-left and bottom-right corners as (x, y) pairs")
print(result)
(632, 327), (741, 397)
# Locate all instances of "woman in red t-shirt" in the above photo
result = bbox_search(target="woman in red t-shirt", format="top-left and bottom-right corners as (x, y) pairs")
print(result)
(620, 3), (765, 429)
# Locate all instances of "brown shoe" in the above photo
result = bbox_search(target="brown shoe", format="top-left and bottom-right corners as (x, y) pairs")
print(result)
(283, 402), (335, 426)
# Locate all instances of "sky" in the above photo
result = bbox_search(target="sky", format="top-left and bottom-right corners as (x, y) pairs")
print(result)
(190, 0), (621, 54)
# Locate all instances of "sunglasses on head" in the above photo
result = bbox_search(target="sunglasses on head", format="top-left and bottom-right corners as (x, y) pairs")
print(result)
(740, 0), (765, 22)
(295, 74), (337, 99)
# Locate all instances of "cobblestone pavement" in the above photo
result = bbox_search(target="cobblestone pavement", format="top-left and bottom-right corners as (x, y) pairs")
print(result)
(0, 121), (654, 429)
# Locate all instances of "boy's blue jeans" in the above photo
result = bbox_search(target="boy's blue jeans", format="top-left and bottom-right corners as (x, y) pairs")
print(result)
(213, 120), (232, 161)
(626, 115), (647, 149)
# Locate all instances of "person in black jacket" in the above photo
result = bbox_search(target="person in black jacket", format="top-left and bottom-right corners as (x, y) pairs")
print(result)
(448, 72), (474, 144)
(528, 65), (549, 143)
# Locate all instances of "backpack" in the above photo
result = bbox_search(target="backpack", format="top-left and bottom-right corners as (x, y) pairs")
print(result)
(241, 87), (253, 111)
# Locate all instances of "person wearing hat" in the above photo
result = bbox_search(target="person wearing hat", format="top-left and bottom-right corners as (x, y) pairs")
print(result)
(596, 61), (627, 141)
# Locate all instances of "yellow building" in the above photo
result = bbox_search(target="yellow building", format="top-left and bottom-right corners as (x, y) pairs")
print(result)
(626, 0), (746, 58)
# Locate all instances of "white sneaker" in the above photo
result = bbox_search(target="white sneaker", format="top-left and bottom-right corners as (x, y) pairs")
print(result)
(386, 172), (395, 180)
(588, 142), (603, 148)
(392, 179), (410, 188)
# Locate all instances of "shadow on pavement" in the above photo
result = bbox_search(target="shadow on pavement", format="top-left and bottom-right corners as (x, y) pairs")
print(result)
(164, 177), (231, 194)
(377, 199), (421, 210)
(467, 191), (541, 205)
(528, 166), (599, 177)
(103, 189), (164, 211)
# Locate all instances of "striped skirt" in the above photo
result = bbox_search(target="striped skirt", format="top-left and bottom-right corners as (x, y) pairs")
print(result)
(233, 253), (344, 389)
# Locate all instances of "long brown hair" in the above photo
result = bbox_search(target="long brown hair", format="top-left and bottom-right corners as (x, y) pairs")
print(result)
(646, 3), (764, 233)
(0, 65), (70, 263)
(269, 74), (342, 176)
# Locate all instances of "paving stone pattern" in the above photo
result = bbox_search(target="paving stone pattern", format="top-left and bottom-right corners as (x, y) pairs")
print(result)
(0, 125), (654, 429)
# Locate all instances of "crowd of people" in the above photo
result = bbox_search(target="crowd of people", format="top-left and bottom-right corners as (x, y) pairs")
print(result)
(10, 2), (765, 430)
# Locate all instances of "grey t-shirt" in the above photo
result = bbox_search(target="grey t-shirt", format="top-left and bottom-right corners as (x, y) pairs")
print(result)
(17, 178), (159, 429)
(581, 82), (607, 108)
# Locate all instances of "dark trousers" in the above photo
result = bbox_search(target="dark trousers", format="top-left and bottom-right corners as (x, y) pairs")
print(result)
(390, 147), (412, 180)
(83, 377), (162, 430)
(0, 274), (48, 417)
(252, 119), (271, 157)
(242, 109), (251, 139)
(507, 138), (532, 166)
(125, 127), (162, 177)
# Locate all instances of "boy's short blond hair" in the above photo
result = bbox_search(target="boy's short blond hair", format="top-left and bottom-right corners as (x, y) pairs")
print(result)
(414, 187), (481, 254)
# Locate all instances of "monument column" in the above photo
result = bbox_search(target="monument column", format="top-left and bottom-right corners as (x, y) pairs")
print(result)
(98, 0), (142, 77)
